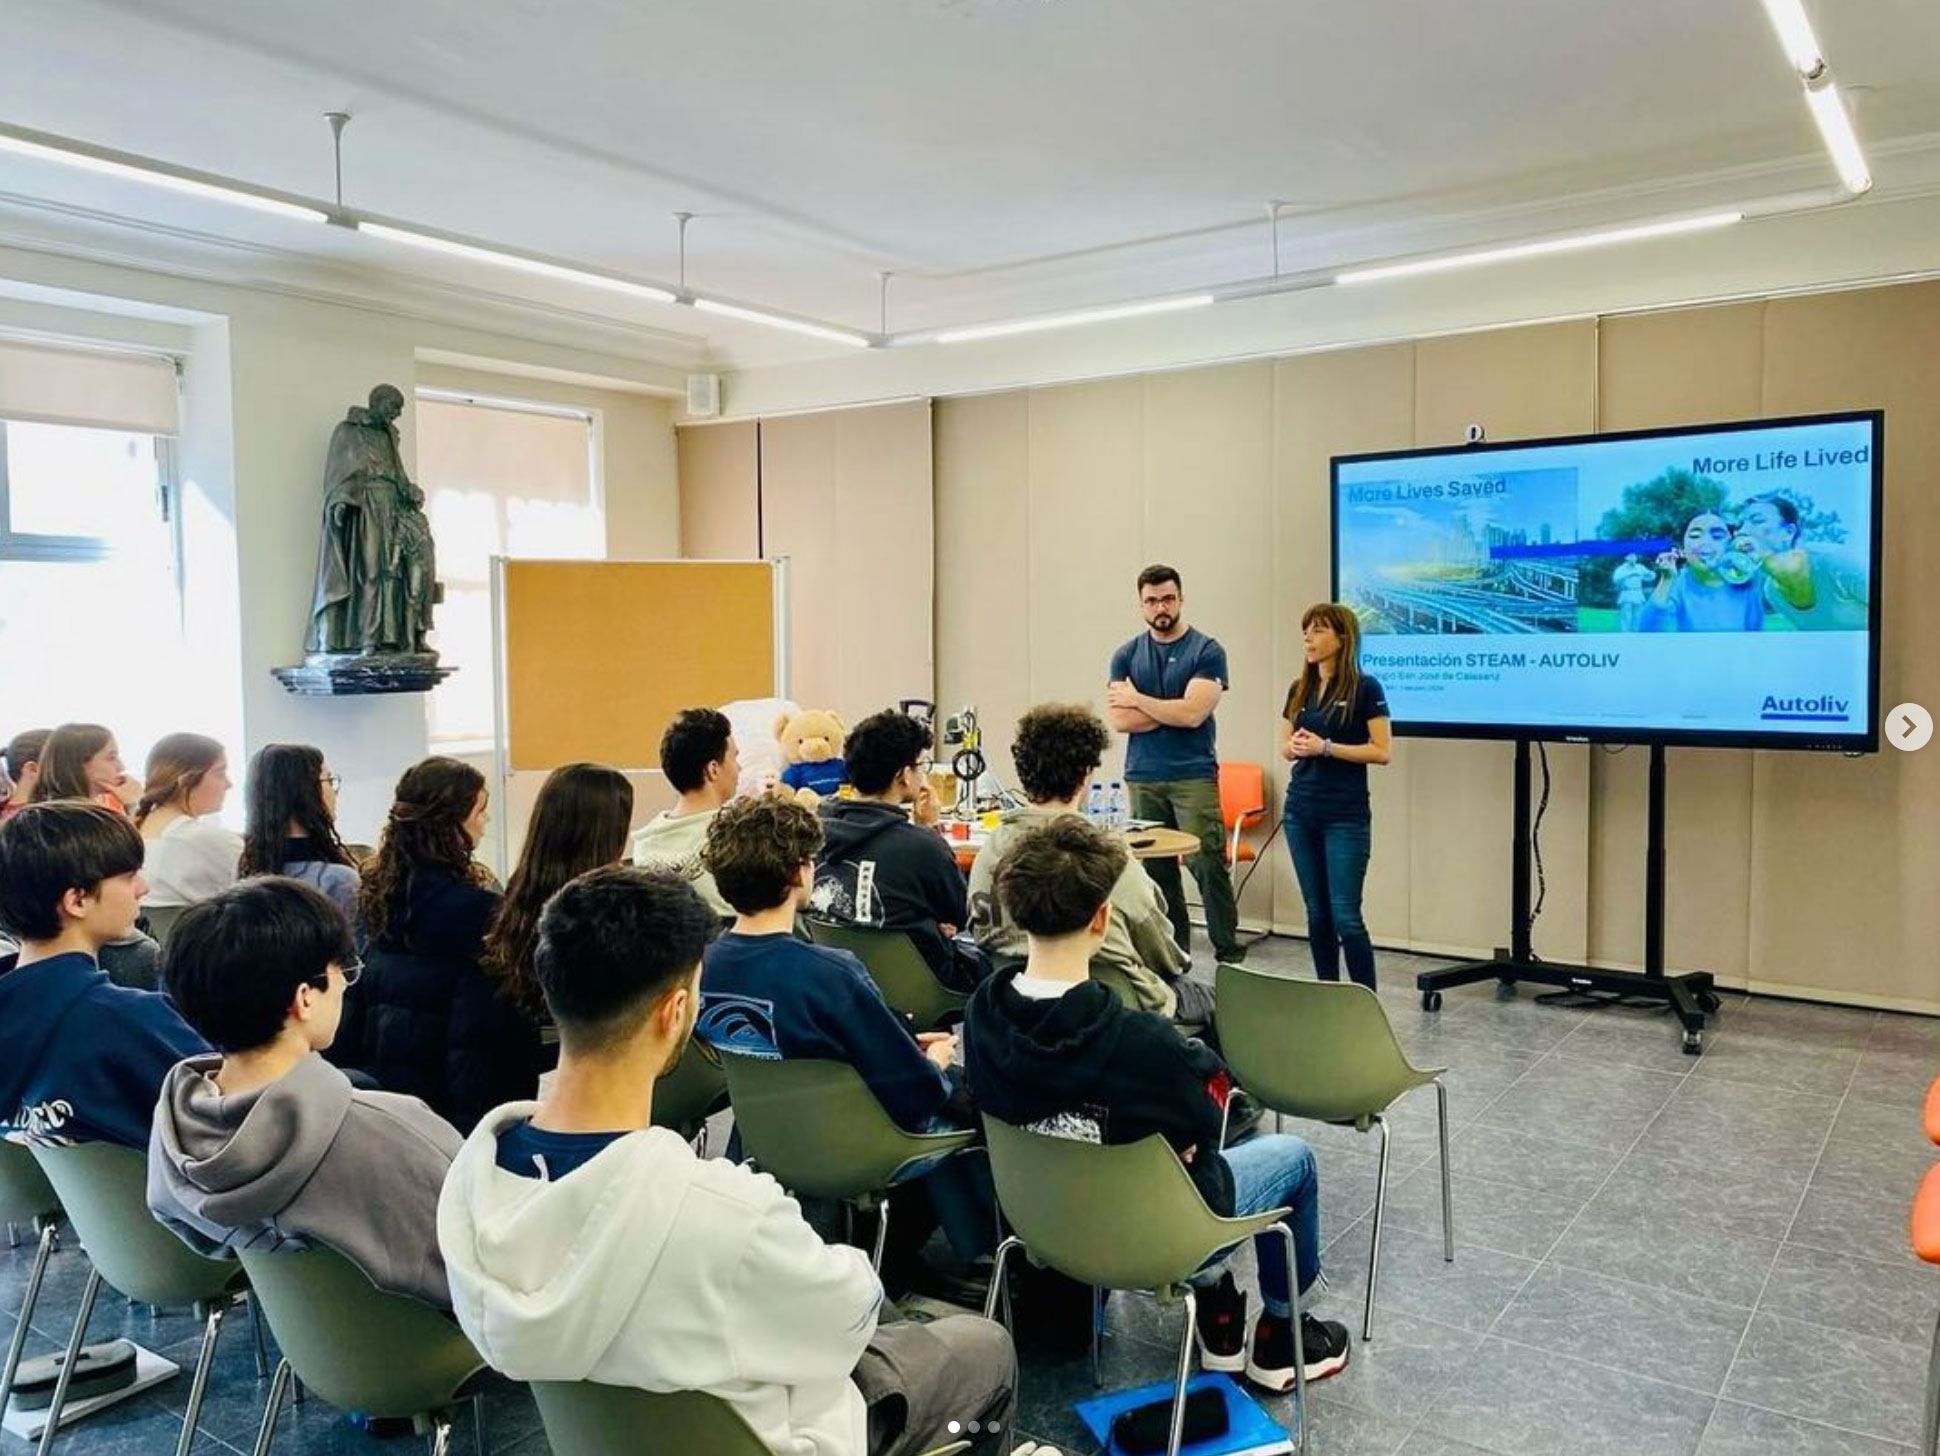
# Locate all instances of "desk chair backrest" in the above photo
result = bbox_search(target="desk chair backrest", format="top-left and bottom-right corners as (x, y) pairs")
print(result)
(31, 1141), (241, 1307)
(1216, 761), (1267, 866)
(721, 1055), (973, 1200)
(236, 1244), (484, 1419)
(1215, 966), (1437, 1126)
(802, 919), (968, 1030)
(141, 903), (188, 949)
(652, 1038), (728, 1139)
(0, 1140), (59, 1227)
(533, 1381), (971, 1456)
(981, 1116), (1277, 1293)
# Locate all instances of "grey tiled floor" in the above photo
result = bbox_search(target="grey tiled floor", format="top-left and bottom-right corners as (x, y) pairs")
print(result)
(4, 938), (1935, 1454)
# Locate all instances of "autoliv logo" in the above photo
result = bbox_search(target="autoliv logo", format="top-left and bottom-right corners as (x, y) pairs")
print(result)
(1761, 693), (1851, 722)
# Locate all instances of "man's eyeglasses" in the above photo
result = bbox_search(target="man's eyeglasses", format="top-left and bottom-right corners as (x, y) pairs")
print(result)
(321, 772), (343, 792)
(337, 958), (363, 987)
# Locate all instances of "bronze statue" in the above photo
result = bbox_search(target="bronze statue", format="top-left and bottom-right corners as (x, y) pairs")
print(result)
(305, 384), (440, 658)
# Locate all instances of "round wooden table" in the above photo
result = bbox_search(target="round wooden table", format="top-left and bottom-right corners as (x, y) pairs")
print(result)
(945, 822), (1200, 866)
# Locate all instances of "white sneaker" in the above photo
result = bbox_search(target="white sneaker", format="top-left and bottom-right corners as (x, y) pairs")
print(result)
(1012, 1445), (1063, 1456)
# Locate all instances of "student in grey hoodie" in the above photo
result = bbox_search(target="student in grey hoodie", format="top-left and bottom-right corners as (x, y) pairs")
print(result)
(148, 876), (462, 1309)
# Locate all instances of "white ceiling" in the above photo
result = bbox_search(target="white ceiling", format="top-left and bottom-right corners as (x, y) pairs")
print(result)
(1, 0), (1938, 366)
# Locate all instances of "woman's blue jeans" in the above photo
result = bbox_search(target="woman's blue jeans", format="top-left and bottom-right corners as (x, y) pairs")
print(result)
(1284, 801), (1376, 989)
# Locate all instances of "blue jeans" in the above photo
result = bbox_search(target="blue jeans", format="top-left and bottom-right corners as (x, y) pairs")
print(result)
(1194, 1134), (1320, 1318)
(1284, 802), (1376, 990)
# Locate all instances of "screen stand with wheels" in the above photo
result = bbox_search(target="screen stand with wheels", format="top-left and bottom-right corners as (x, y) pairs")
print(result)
(1414, 740), (1720, 1054)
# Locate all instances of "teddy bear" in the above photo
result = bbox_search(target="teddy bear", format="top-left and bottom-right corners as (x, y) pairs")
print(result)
(775, 708), (848, 807)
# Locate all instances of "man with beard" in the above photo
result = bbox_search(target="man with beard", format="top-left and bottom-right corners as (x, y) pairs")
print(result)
(1105, 565), (1245, 964)
(437, 865), (1028, 1456)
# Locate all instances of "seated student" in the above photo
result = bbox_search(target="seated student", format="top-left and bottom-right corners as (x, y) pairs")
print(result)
(965, 818), (1350, 1393)
(238, 744), (360, 921)
(700, 795), (990, 1281)
(0, 728), (50, 819)
(0, 802), (207, 1147)
(484, 761), (633, 1026)
(148, 877), (461, 1307)
(29, 722), (141, 812)
(967, 703), (1211, 1025)
(439, 866), (1035, 1456)
(137, 732), (244, 907)
(631, 706), (738, 918)
(331, 758), (520, 1133)
(807, 710), (987, 992)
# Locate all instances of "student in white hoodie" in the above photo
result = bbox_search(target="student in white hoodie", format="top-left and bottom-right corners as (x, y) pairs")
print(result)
(630, 707), (738, 917)
(438, 865), (1041, 1456)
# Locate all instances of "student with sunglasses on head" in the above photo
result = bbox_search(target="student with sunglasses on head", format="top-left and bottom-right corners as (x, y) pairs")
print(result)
(148, 877), (462, 1307)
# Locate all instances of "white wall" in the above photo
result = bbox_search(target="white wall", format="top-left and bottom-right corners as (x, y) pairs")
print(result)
(0, 245), (686, 843)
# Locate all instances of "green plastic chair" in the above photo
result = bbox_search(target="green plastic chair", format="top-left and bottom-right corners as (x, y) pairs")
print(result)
(0, 1142), (63, 1421)
(534, 1380), (971, 1456)
(237, 1244), (490, 1456)
(651, 1038), (729, 1147)
(1214, 965), (1453, 1342)
(30, 1141), (258, 1456)
(980, 1116), (1309, 1456)
(719, 1055), (975, 1270)
(803, 919), (969, 1031)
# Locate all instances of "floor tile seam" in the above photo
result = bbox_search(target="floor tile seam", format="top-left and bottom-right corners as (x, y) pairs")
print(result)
(1699, 1395), (1920, 1450)
(1480, 1324), (1738, 1402)
(1766, 1232), (1940, 1288)
(1699, 1049), (1863, 1449)
(1520, 1249), (1763, 1322)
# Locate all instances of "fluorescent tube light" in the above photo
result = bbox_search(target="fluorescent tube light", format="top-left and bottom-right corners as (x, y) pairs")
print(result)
(933, 294), (1215, 344)
(1335, 212), (1744, 286)
(0, 131), (327, 224)
(1804, 81), (1873, 194)
(1759, 0), (1826, 77)
(690, 298), (873, 347)
(357, 221), (678, 303)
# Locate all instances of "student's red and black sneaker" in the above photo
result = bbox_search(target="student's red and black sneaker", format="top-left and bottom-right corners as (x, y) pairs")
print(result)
(1193, 1272), (1249, 1372)
(1245, 1311), (1350, 1392)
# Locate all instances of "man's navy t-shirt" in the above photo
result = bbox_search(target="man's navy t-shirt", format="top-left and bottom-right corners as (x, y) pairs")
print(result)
(496, 1121), (623, 1180)
(1109, 627), (1230, 783)
(1284, 674), (1391, 816)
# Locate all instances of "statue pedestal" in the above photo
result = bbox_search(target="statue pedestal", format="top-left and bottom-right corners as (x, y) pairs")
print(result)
(272, 654), (456, 697)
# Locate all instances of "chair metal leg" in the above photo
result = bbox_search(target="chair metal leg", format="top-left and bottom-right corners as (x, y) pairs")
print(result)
(983, 1237), (1023, 1322)
(1167, 1287), (1197, 1456)
(36, 1265), (102, 1456)
(175, 1303), (226, 1456)
(6, 1221), (17, 1248)
(247, 1292), (269, 1379)
(1921, 1304), (1940, 1456)
(251, 1359), (291, 1456)
(1272, 1224), (1309, 1456)
(1090, 1286), (1105, 1389)
(871, 1196), (892, 1273)
(1434, 1079), (1454, 1263)
(427, 1412), (453, 1456)
(1363, 1113), (1392, 1342)
(471, 1393), (486, 1456)
(2, 1220), (57, 1416)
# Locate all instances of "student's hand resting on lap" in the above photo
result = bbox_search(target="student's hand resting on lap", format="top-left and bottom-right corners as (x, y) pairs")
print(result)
(918, 1032), (957, 1069)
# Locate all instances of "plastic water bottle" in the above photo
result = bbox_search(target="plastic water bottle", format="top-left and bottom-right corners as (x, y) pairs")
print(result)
(1085, 781), (1105, 823)
(1107, 781), (1127, 831)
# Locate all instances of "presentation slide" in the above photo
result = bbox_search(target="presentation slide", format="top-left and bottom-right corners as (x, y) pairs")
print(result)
(1333, 413), (1880, 747)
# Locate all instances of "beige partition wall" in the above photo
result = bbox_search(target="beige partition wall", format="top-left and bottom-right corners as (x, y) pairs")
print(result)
(677, 419), (760, 558)
(932, 279), (1940, 1011)
(759, 401), (934, 717)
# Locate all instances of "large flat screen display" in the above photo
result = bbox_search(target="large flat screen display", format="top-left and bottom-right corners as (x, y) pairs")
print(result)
(1331, 411), (1882, 750)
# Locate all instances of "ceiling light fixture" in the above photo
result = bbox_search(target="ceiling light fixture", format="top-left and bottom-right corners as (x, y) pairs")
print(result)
(932, 294), (1216, 344)
(1335, 211), (1744, 286)
(0, 126), (327, 224)
(1803, 80), (1873, 195)
(1758, 0), (1827, 78)
(690, 297), (874, 347)
(356, 221), (678, 304)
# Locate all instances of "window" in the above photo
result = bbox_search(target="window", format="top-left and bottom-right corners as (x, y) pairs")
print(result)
(0, 418), (188, 768)
(416, 393), (602, 750)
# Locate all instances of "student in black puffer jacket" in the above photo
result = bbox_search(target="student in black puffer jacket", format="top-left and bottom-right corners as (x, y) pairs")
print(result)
(330, 757), (541, 1133)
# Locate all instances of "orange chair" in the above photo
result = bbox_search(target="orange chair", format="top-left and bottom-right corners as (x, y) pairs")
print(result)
(1914, 1162), (1940, 1452)
(1924, 1074), (1940, 1146)
(1217, 761), (1267, 871)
